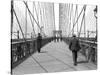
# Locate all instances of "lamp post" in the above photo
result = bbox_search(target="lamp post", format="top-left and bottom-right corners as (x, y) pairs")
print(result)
(94, 6), (97, 41)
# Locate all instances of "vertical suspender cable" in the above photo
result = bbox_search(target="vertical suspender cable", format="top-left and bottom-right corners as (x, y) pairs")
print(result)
(66, 4), (70, 36)
(53, 3), (55, 30)
(66, 4), (69, 36)
(84, 5), (86, 38)
(42, 3), (46, 36)
(67, 4), (70, 36)
(76, 5), (78, 36)
(72, 4), (74, 35)
(38, 2), (43, 34)
(73, 4), (78, 34)
(65, 4), (68, 30)
(25, 1), (27, 38)
(33, 2), (40, 33)
(43, 3), (48, 36)
(28, 9), (36, 36)
(68, 4), (72, 37)
(38, 2), (46, 36)
(68, 4), (73, 37)
(72, 4), (78, 35)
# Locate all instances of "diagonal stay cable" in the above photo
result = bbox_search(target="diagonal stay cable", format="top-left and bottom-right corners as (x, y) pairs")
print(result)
(13, 8), (26, 42)
(72, 4), (78, 34)
(28, 10), (36, 36)
(33, 2), (39, 25)
(78, 6), (86, 38)
(68, 5), (86, 37)
(23, 1), (42, 32)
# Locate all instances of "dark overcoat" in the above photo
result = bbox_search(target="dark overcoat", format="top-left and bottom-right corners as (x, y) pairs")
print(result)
(37, 35), (42, 49)
(69, 37), (81, 51)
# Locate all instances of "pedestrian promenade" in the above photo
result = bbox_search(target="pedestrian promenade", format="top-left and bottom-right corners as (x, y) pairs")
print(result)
(12, 41), (97, 75)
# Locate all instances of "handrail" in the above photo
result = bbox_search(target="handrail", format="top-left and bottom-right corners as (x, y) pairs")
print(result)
(11, 37), (53, 44)
(79, 39), (97, 45)
(11, 37), (53, 69)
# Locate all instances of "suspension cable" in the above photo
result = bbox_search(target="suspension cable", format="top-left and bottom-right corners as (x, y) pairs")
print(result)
(68, 4), (73, 37)
(13, 8), (26, 41)
(38, 2), (46, 36)
(67, 4), (70, 34)
(26, 2), (36, 36)
(28, 10), (36, 36)
(33, 2), (39, 26)
(53, 3), (56, 30)
(23, 1), (41, 32)
(72, 4), (78, 34)
(25, 1), (27, 38)
(84, 5), (86, 38)
(68, 4), (71, 37)
(42, 3), (46, 35)
(76, 5), (78, 35)
(78, 5), (86, 38)
(66, 4), (70, 36)
(68, 5), (86, 37)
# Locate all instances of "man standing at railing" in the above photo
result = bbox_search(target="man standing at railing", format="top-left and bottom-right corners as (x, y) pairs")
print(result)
(37, 33), (42, 53)
(69, 34), (81, 66)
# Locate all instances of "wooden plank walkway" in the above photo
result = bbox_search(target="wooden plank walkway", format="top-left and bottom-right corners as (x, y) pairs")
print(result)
(12, 41), (97, 75)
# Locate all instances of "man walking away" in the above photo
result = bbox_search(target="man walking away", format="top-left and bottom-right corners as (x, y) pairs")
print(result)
(37, 33), (42, 53)
(69, 34), (81, 66)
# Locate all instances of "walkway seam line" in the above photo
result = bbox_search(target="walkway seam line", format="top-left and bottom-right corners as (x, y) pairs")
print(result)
(31, 56), (48, 72)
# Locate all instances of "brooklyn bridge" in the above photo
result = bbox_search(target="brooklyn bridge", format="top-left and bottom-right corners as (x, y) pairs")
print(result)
(11, 0), (97, 75)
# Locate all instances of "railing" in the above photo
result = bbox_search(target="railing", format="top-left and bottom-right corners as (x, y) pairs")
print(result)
(79, 39), (97, 64)
(11, 39), (36, 68)
(62, 37), (97, 64)
(11, 37), (53, 69)
(11, 37), (97, 69)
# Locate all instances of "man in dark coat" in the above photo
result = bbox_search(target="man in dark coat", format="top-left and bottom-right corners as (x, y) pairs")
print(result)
(37, 33), (42, 53)
(17, 43), (22, 60)
(69, 34), (81, 66)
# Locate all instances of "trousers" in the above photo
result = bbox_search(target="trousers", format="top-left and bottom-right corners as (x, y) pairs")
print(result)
(72, 51), (78, 64)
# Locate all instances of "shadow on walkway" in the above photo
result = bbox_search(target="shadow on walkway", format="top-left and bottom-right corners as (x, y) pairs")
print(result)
(77, 60), (88, 64)
(40, 51), (48, 53)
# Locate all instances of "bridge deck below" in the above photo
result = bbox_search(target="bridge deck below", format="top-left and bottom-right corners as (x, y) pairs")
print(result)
(12, 41), (97, 75)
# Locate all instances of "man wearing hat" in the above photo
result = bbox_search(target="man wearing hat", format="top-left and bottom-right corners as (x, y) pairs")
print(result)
(37, 33), (42, 53)
(69, 34), (81, 66)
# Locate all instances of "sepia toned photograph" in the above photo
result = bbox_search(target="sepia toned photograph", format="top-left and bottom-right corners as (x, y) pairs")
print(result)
(11, 0), (98, 75)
